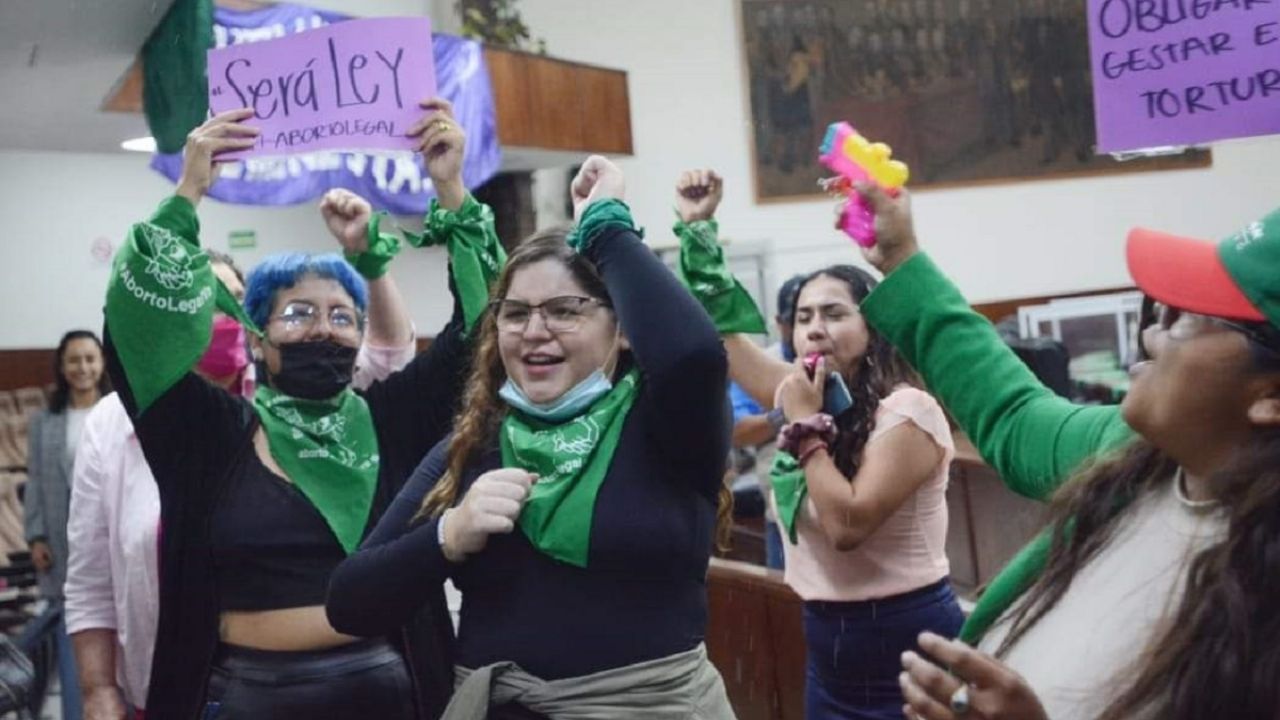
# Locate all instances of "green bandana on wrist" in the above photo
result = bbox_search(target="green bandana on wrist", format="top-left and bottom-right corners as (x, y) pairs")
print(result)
(105, 195), (260, 413)
(345, 223), (403, 280)
(567, 199), (643, 253)
(500, 369), (641, 567)
(252, 386), (379, 554)
(397, 195), (507, 334)
(770, 450), (806, 544)
(674, 217), (767, 335)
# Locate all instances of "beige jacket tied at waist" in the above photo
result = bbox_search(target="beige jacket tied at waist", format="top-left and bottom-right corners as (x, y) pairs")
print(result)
(442, 643), (737, 720)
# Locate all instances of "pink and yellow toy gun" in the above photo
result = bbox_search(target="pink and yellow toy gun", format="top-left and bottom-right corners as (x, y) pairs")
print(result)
(818, 122), (909, 248)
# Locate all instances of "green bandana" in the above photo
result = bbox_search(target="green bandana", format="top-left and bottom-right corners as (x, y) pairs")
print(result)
(105, 195), (260, 413)
(379, 194), (507, 335)
(107, 195), (385, 555)
(567, 199), (643, 253)
(253, 386), (380, 554)
(769, 451), (807, 544)
(673, 217), (767, 335)
(500, 369), (641, 567)
(344, 225), (402, 280)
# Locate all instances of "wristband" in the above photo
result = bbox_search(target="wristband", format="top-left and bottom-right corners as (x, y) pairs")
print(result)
(766, 406), (787, 434)
(796, 438), (829, 467)
(778, 413), (837, 456)
(438, 508), (462, 562)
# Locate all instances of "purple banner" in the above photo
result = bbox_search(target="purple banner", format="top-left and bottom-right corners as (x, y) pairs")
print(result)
(208, 17), (436, 159)
(152, 3), (501, 215)
(1088, 0), (1280, 153)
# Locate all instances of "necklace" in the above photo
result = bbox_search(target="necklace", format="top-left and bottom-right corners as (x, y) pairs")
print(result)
(1173, 468), (1221, 511)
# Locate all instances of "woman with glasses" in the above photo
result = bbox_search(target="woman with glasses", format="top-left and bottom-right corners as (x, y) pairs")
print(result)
(101, 99), (502, 720)
(842, 185), (1280, 720)
(327, 156), (737, 719)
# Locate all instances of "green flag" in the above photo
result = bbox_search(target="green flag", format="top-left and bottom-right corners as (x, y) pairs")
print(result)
(142, 0), (213, 155)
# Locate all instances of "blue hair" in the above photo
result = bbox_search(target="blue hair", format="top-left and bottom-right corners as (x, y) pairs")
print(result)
(243, 253), (369, 329)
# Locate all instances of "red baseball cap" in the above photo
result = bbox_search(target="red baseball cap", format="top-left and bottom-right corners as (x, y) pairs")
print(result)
(1126, 226), (1267, 324)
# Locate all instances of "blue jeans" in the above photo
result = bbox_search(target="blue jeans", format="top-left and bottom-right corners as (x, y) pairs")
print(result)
(55, 613), (83, 720)
(764, 520), (785, 571)
(17, 600), (83, 720)
(803, 579), (964, 720)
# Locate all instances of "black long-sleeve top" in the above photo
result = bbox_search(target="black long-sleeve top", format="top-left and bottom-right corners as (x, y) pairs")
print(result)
(105, 281), (468, 718)
(327, 225), (730, 679)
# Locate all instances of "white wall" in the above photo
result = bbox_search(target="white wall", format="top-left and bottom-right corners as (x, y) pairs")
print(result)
(518, 0), (1280, 311)
(0, 0), (455, 350)
(4, 0), (1280, 348)
(0, 150), (452, 349)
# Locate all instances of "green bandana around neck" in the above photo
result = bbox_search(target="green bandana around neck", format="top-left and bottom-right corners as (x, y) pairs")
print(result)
(500, 369), (641, 567)
(107, 196), (384, 555)
(673, 217), (767, 335)
(770, 450), (807, 544)
(252, 385), (380, 554)
(106, 196), (260, 414)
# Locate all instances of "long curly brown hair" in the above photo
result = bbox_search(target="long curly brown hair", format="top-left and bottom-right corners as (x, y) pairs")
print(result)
(791, 265), (922, 479)
(992, 323), (1280, 720)
(417, 229), (734, 551)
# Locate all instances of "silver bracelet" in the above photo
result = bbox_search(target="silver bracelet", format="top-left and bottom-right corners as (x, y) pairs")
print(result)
(437, 508), (452, 549)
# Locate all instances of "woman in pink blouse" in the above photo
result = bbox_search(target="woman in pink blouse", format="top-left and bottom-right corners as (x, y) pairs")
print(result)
(675, 170), (962, 720)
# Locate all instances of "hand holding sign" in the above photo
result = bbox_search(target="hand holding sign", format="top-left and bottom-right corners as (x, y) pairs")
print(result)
(206, 17), (436, 160)
(176, 109), (260, 206)
(408, 97), (467, 210)
(319, 189), (373, 254)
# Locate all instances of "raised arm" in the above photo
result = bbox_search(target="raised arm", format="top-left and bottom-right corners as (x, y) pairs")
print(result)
(570, 157), (729, 495)
(673, 170), (791, 409)
(854, 185), (1135, 500)
(356, 98), (506, 479)
(102, 111), (258, 488)
(318, 188), (414, 352)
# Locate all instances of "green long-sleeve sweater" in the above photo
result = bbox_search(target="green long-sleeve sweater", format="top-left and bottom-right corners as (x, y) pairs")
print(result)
(861, 253), (1137, 643)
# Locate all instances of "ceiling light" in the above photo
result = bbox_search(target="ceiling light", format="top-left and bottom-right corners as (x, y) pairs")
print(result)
(121, 136), (156, 153)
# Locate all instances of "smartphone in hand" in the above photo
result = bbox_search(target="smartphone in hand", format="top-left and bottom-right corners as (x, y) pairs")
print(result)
(804, 353), (855, 416)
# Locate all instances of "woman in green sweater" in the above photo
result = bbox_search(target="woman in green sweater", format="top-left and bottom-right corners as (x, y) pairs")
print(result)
(846, 184), (1280, 720)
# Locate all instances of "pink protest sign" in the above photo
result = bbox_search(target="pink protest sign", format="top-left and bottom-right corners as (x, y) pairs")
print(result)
(207, 17), (435, 159)
(1087, 0), (1280, 153)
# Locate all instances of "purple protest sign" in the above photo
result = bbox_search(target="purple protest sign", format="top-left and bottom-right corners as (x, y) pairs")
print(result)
(1087, 0), (1280, 153)
(154, 4), (500, 215)
(207, 17), (435, 159)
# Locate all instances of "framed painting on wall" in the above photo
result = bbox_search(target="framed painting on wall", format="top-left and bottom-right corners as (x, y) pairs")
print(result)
(739, 0), (1211, 201)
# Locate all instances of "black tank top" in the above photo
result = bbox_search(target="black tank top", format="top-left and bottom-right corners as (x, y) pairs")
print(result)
(209, 452), (351, 611)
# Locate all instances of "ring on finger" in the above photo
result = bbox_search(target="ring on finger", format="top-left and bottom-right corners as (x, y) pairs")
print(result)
(434, 120), (452, 133)
(949, 685), (972, 715)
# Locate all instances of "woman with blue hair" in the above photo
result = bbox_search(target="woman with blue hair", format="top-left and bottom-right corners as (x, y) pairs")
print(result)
(101, 99), (502, 720)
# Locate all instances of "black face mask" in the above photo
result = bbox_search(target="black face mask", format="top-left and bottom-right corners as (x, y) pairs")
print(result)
(268, 340), (358, 400)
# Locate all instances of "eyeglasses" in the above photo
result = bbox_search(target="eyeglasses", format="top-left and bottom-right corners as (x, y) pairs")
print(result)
(491, 296), (610, 335)
(1140, 298), (1280, 356)
(270, 301), (364, 337)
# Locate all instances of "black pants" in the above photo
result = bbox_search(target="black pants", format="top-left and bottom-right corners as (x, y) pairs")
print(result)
(203, 638), (415, 720)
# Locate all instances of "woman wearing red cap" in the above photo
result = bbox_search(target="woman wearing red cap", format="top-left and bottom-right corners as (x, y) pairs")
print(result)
(851, 184), (1280, 720)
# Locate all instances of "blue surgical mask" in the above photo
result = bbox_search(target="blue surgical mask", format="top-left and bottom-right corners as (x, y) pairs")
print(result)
(499, 369), (614, 423)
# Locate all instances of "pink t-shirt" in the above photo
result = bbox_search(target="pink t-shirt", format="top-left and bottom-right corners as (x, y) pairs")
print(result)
(775, 386), (954, 602)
